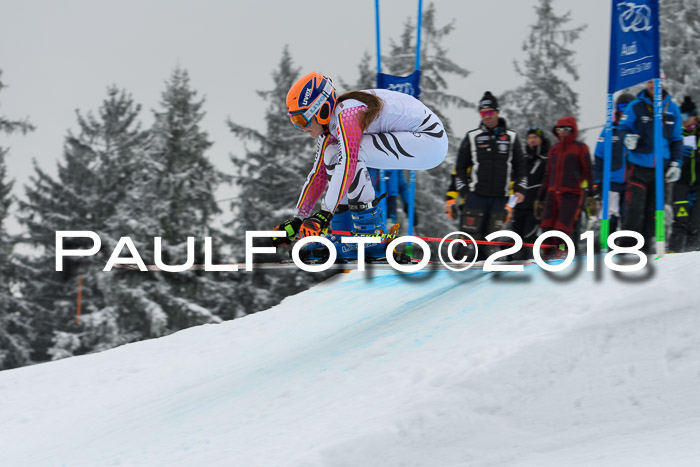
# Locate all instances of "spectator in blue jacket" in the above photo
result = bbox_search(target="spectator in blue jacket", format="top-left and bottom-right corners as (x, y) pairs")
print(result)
(592, 93), (635, 233)
(618, 81), (684, 249)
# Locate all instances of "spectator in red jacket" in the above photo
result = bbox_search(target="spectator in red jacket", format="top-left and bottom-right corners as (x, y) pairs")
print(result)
(535, 116), (592, 244)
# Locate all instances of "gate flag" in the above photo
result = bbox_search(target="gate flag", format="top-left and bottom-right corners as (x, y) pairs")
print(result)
(608, 0), (660, 93)
(376, 70), (422, 99)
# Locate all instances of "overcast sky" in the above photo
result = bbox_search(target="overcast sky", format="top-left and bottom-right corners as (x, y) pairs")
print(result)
(0, 0), (610, 231)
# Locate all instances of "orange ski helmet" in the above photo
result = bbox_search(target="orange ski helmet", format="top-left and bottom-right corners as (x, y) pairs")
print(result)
(286, 72), (337, 128)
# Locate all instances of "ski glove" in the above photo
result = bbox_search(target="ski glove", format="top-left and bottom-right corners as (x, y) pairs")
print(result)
(533, 200), (544, 220)
(504, 204), (514, 225)
(271, 218), (302, 246)
(299, 210), (333, 238)
(665, 160), (682, 183)
(682, 145), (694, 158)
(585, 196), (600, 217)
(624, 134), (640, 150)
(445, 198), (458, 219)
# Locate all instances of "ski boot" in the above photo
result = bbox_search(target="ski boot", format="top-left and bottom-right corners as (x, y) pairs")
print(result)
(349, 203), (388, 262)
(347, 201), (412, 264)
(301, 203), (389, 263)
(298, 201), (413, 264)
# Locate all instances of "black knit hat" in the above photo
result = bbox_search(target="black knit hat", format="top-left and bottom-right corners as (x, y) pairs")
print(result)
(681, 96), (697, 116)
(478, 91), (499, 111)
(526, 126), (544, 137)
(615, 93), (635, 107)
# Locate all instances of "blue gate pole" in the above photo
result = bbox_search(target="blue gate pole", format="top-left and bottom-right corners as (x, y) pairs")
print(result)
(600, 93), (614, 249)
(406, 0), (423, 255)
(375, 0), (381, 75)
(415, 0), (423, 70)
(407, 0), (423, 240)
(653, 78), (665, 257)
(374, 0), (388, 225)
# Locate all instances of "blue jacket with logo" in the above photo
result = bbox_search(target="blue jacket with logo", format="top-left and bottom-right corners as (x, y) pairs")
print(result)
(618, 89), (683, 168)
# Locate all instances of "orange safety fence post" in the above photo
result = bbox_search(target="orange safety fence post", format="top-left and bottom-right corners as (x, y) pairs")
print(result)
(76, 274), (83, 325)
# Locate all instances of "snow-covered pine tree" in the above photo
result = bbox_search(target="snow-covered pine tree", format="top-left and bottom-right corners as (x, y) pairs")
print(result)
(0, 71), (36, 370)
(355, 2), (471, 237)
(380, 2), (471, 138)
(338, 51), (376, 91)
(17, 86), (151, 361)
(110, 67), (232, 327)
(500, 0), (586, 138)
(0, 148), (33, 370)
(226, 47), (333, 315)
(660, 0), (700, 101)
(0, 70), (35, 136)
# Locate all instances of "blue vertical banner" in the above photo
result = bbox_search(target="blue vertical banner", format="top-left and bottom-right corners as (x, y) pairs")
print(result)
(608, 0), (660, 94)
(603, 0), (660, 250)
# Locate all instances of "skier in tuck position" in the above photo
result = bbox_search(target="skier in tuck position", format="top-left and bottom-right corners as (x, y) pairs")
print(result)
(271, 71), (449, 262)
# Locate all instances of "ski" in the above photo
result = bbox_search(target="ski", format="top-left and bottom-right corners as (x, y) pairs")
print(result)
(108, 224), (546, 272)
(329, 229), (558, 249)
(110, 258), (536, 272)
(232, 259), (536, 271)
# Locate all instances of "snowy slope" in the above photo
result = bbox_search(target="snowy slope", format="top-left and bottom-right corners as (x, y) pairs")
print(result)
(1, 254), (700, 467)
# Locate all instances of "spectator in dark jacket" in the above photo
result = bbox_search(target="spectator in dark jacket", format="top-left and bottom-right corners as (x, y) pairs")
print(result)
(535, 116), (592, 243)
(592, 93), (635, 233)
(445, 91), (527, 258)
(669, 96), (700, 251)
(512, 127), (550, 244)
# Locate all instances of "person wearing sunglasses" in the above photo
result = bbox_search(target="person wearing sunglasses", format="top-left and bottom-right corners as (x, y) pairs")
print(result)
(445, 91), (527, 260)
(592, 93), (635, 233)
(534, 116), (592, 253)
(617, 80), (684, 250)
(271, 71), (448, 262)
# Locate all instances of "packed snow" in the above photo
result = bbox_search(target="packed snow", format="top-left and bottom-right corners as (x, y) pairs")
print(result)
(1, 253), (700, 466)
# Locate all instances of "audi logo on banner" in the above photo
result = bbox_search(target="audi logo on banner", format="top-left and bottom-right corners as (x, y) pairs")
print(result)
(618, 2), (653, 33)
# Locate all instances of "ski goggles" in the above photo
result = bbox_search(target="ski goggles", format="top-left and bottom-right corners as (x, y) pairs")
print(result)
(555, 126), (573, 134)
(616, 103), (629, 113)
(287, 79), (334, 129)
(479, 109), (497, 117)
(288, 110), (314, 129)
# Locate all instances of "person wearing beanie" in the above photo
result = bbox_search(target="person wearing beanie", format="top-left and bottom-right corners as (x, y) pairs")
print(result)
(680, 95), (698, 121)
(445, 91), (527, 260)
(478, 91), (499, 111)
(511, 127), (551, 250)
(591, 92), (635, 233)
(669, 95), (700, 251)
(617, 80), (684, 251)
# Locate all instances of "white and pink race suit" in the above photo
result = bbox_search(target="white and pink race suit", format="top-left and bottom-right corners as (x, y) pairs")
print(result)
(294, 89), (448, 217)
